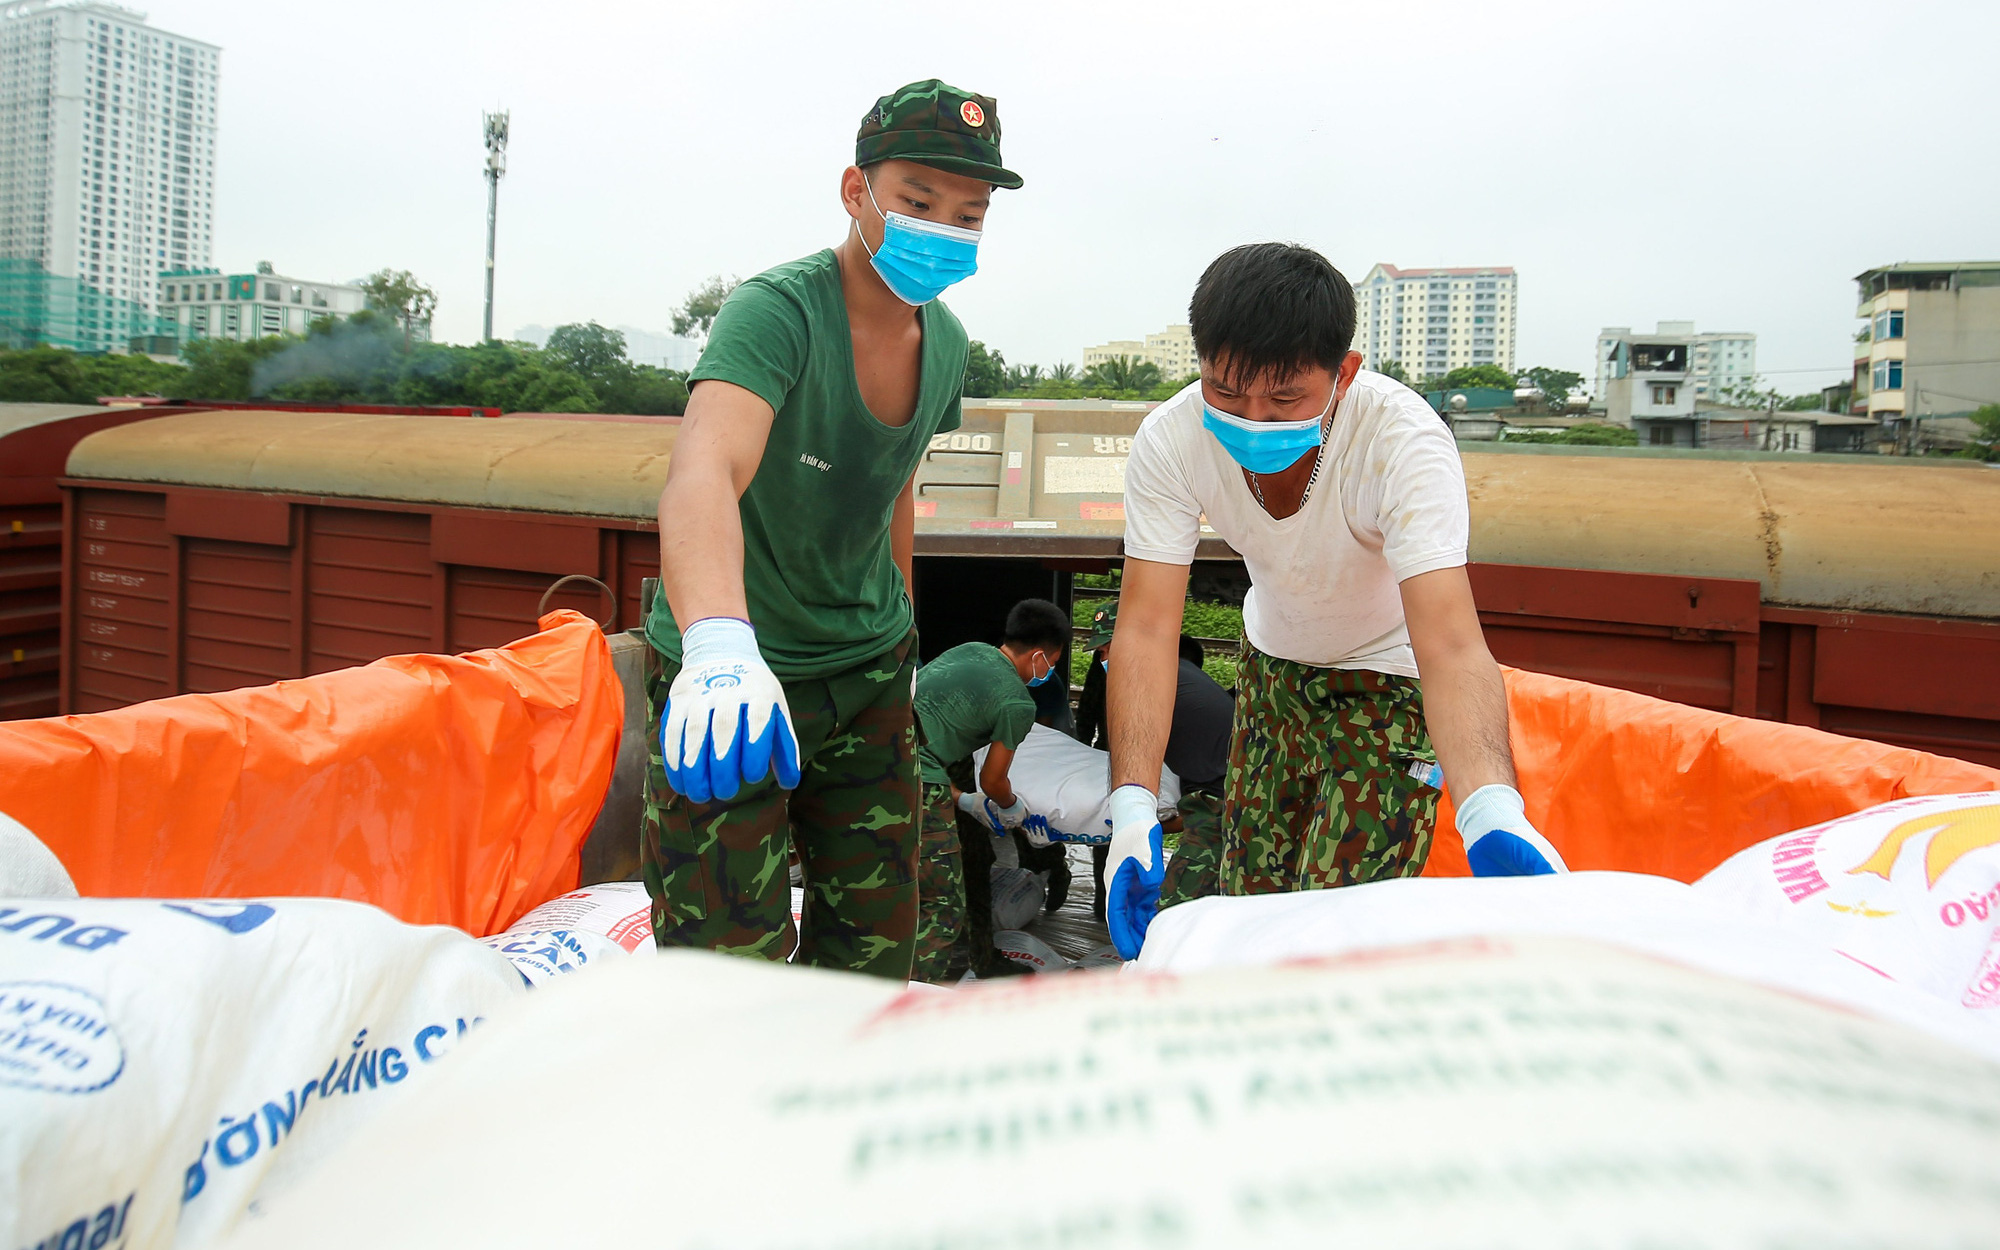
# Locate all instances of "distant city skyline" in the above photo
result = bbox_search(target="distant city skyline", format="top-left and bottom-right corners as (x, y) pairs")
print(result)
(59, 0), (2000, 389)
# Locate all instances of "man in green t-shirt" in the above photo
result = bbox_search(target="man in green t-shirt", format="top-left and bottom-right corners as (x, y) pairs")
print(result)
(910, 598), (1070, 982)
(641, 80), (1024, 982)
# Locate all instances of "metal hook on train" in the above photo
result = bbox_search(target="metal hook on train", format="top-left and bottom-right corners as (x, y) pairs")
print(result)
(537, 575), (617, 630)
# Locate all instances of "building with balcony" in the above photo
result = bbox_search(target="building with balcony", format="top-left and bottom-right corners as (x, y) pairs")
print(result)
(1353, 264), (1516, 379)
(1852, 262), (2000, 444)
(157, 261), (377, 343)
(1597, 325), (1696, 442)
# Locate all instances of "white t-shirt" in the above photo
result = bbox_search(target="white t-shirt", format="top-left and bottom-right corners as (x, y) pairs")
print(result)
(1122, 372), (1469, 677)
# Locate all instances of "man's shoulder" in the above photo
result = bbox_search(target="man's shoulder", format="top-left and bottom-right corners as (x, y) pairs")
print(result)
(741, 249), (840, 299)
(1346, 370), (1451, 441)
(1134, 380), (1205, 450)
(923, 297), (969, 356)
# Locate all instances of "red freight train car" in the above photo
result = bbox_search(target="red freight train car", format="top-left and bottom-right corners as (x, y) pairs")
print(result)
(1, 402), (185, 718)
(58, 406), (2000, 766)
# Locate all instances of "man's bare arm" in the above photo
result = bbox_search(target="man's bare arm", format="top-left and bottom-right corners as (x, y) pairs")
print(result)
(657, 380), (776, 629)
(1107, 557), (1192, 792)
(978, 742), (1018, 809)
(1401, 566), (1517, 799)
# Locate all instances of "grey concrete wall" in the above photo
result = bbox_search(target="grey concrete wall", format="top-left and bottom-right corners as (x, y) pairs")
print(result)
(1909, 288), (2000, 415)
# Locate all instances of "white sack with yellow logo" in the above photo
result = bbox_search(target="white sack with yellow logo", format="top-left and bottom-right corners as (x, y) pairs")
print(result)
(1694, 792), (2000, 1011)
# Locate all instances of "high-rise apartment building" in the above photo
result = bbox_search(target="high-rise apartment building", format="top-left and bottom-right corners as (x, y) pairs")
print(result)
(1352, 264), (1517, 379)
(0, 1), (218, 351)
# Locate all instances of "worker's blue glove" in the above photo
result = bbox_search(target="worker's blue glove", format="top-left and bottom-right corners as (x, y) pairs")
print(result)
(1456, 783), (1567, 876)
(1105, 784), (1166, 959)
(661, 617), (801, 804)
(1019, 814), (1056, 848)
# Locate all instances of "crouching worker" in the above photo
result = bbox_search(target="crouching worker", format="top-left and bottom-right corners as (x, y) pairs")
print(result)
(1102, 243), (1568, 960)
(641, 79), (1024, 981)
(910, 598), (1070, 982)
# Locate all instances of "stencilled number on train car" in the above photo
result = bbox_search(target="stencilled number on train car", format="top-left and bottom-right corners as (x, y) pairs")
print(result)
(86, 621), (116, 638)
(90, 648), (115, 663)
(87, 517), (107, 532)
(1091, 437), (1134, 455)
(928, 433), (995, 452)
(87, 542), (106, 556)
(88, 595), (118, 611)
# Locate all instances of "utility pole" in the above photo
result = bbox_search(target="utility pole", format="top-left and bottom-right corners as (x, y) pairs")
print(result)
(482, 111), (509, 342)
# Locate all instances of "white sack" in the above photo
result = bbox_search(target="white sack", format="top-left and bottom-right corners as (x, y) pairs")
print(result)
(0, 811), (76, 899)
(989, 866), (1045, 931)
(1695, 792), (2000, 1011)
(479, 882), (655, 986)
(1138, 871), (2000, 1060)
(225, 939), (2000, 1250)
(0, 896), (524, 1250)
(972, 724), (1179, 844)
(991, 928), (1069, 973)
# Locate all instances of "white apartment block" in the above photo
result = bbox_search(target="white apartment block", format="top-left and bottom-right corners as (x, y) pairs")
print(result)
(158, 262), (368, 342)
(1082, 323), (1195, 378)
(1353, 264), (1517, 379)
(0, 1), (218, 351)
(1595, 321), (1758, 404)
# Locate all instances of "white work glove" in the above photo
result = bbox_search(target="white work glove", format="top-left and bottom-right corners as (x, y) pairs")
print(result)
(661, 617), (801, 804)
(1105, 784), (1166, 959)
(1455, 784), (1568, 875)
(982, 794), (1029, 834)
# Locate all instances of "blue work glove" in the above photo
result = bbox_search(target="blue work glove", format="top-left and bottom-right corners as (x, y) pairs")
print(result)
(1105, 784), (1166, 959)
(1456, 784), (1568, 876)
(1018, 813), (1056, 848)
(661, 617), (801, 803)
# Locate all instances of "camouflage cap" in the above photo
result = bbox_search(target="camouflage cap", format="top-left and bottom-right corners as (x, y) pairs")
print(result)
(856, 79), (1023, 190)
(1083, 600), (1118, 649)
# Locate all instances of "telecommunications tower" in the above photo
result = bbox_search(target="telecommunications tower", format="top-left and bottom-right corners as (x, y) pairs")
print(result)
(482, 111), (510, 341)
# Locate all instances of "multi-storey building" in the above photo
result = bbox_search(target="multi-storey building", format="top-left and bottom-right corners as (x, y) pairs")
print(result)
(1851, 262), (2000, 438)
(1081, 323), (1195, 378)
(1597, 321), (1757, 405)
(1352, 264), (1517, 379)
(0, 1), (218, 351)
(158, 262), (370, 343)
(1596, 325), (1697, 443)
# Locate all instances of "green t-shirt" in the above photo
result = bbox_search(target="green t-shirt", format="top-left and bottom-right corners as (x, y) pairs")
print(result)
(647, 249), (966, 678)
(913, 643), (1038, 785)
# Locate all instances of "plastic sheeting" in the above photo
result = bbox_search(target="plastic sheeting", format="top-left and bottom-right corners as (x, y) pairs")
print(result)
(1423, 666), (2000, 881)
(0, 611), (621, 935)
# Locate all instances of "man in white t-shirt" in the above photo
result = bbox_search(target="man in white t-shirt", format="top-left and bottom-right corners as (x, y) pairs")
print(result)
(1101, 243), (1568, 958)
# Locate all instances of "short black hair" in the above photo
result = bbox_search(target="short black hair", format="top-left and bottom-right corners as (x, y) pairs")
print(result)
(1177, 635), (1206, 667)
(1004, 598), (1070, 654)
(1189, 243), (1356, 387)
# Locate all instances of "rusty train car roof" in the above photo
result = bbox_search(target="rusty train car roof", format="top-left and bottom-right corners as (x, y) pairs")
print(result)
(65, 408), (2000, 620)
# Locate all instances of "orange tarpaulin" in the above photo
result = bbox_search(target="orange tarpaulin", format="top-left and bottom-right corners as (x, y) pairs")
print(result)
(1424, 666), (2000, 880)
(0, 610), (620, 935)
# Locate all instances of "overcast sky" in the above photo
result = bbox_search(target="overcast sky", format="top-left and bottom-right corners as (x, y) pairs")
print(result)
(154, 0), (1997, 391)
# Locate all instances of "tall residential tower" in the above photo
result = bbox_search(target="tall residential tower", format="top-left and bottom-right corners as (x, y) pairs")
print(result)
(0, 1), (218, 350)
(1352, 264), (1517, 380)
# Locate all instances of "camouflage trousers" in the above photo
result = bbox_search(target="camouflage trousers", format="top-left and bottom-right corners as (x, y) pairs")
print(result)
(1216, 645), (1438, 894)
(1160, 787), (1225, 909)
(640, 630), (920, 981)
(912, 782), (964, 984)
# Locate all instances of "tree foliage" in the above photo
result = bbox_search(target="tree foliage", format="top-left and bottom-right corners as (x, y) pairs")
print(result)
(0, 316), (691, 415)
(670, 275), (740, 339)
(1962, 403), (2000, 462)
(1520, 366), (1583, 405)
(359, 269), (438, 347)
(963, 340), (1008, 398)
(1431, 364), (1518, 391)
(1503, 423), (1639, 447)
(1375, 359), (1411, 386)
(1080, 355), (1165, 395)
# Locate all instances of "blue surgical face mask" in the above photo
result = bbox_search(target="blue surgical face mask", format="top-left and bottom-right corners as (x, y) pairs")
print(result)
(1026, 652), (1056, 687)
(858, 179), (981, 306)
(1201, 383), (1339, 474)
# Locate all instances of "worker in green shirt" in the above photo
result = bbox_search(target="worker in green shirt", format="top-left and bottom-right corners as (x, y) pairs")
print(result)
(641, 80), (1024, 982)
(911, 598), (1070, 982)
